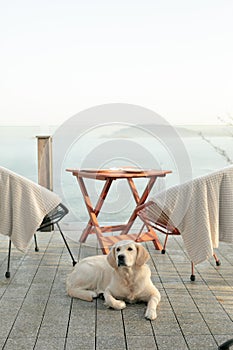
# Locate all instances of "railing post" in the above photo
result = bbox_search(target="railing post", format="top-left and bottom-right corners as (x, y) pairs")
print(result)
(36, 135), (53, 231)
(36, 136), (53, 190)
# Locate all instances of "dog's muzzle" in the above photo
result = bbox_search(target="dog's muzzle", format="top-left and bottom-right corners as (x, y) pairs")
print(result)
(118, 254), (126, 267)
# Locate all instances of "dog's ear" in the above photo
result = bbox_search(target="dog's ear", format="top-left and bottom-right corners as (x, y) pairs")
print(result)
(136, 244), (150, 266)
(107, 246), (117, 269)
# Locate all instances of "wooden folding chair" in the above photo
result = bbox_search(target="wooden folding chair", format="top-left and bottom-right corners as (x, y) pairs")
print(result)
(136, 201), (221, 281)
(5, 203), (77, 278)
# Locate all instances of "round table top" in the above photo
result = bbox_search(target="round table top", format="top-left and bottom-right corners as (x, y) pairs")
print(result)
(66, 167), (172, 180)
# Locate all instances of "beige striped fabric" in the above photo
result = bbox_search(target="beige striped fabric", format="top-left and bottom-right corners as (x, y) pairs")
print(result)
(0, 166), (61, 252)
(143, 166), (233, 265)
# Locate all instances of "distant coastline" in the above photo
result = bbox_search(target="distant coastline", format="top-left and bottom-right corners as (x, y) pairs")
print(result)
(100, 124), (233, 138)
(176, 124), (233, 137)
(0, 124), (232, 138)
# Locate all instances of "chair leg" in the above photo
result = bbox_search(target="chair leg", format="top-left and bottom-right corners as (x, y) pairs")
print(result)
(189, 253), (220, 283)
(56, 222), (77, 266)
(190, 262), (195, 281)
(34, 234), (39, 252)
(161, 234), (169, 254)
(5, 240), (11, 278)
(213, 252), (221, 266)
(218, 338), (233, 350)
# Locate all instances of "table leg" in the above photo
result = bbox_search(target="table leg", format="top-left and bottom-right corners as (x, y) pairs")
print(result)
(127, 177), (140, 203)
(121, 176), (163, 250)
(78, 177), (113, 243)
(121, 176), (156, 233)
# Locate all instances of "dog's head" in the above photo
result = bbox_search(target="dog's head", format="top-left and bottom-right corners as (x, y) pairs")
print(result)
(107, 240), (150, 269)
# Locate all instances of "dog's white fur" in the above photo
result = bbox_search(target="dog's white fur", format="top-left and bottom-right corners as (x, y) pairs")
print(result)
(66, 240), (160, 320)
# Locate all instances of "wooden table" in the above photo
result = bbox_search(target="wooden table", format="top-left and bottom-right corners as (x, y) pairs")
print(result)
(66, 168), (171, 254)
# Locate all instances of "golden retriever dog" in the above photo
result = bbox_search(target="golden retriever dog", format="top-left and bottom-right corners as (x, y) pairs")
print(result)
(66, 240), (161, 320)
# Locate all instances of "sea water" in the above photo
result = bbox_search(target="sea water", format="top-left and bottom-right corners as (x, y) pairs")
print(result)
(1, 124), (232, 227)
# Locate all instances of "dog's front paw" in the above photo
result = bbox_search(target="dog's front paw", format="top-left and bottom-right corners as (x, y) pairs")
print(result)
(105, 299), (126, 310)
(145, 308), (157, 321)
(114, 300), (126, 310)
(90, 291), (98, 300)
(113, 300), (126, 310)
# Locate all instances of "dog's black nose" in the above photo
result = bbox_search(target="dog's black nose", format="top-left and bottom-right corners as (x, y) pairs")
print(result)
(118, 254), (126, 266)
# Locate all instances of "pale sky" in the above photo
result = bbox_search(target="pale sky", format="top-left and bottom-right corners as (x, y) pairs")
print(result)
(0, 0), (233, 126)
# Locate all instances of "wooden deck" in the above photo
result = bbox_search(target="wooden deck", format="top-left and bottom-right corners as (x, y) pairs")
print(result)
(0, 230), (233, 350)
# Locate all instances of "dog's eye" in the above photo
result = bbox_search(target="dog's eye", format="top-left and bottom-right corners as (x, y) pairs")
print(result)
(127, 247), (133, 251)
(116, 247), (121, 252)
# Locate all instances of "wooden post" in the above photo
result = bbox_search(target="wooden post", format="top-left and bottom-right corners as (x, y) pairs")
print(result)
(36, 136), (53, 231)
(36, 136), (53, 190)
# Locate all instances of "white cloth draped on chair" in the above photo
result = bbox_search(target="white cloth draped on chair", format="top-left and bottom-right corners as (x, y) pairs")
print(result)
(146, 166), (233, 265)
(0, 166), (61, 251)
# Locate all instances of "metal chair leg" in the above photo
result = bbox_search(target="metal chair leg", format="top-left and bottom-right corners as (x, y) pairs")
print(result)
(190, 262), (195, 281)
(161, 234), (169, 254)
(56, 222), (77, 266)
(34, 234), (39, 252)
(219, 339), (233, 350)
(5, 240), (11, 278)
(4, 204), (76, 277)
(190, 253), (220, 282)
(213, 252), (221, 266)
